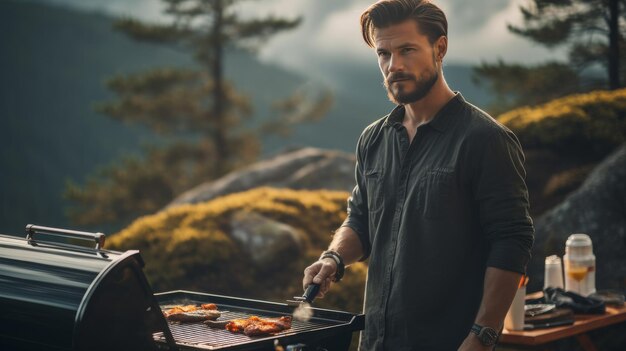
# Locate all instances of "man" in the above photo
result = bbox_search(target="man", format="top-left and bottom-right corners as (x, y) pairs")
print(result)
(302, 1), (534, 350)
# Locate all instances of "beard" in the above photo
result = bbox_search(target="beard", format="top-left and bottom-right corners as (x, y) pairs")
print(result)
(384, 67), (439, 105)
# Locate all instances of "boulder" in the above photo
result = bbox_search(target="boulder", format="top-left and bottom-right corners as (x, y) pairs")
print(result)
(166, 147), (355, 208)
(527, 144), (626, 293)
(229, 210), (307, 268)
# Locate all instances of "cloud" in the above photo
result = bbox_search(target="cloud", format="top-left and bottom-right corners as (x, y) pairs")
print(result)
(39, 0), (567, 77)
(233, 0), (311, 19)
(444, 0), (567, 64)
(254, 0), (566, 76)
(441, 0), (511, 30)
(312, 2), (374, 62)
(255, 0), (374, 75)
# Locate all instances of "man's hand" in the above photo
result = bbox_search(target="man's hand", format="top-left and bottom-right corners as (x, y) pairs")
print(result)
(301, 226), (364, 298)
(457, 333), (492, 351)
(302, 258), (337, 298)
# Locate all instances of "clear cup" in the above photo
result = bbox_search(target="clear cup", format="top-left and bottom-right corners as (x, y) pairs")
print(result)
(544, 255), (564, 290)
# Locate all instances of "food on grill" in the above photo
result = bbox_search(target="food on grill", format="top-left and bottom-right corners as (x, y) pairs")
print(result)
(167, 310), (222, 322)
(224, 316), (257, 332)
(225, 316), (292, 336)
(243, 318), (291, 336)
(163, 304), (221, 322)
(164, 304), (199, 315)
(201, 303), (217, 310)
(204, 319), (231, 329)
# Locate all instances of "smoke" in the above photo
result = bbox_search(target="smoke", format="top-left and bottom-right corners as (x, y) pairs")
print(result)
(292, 302), (314, 322)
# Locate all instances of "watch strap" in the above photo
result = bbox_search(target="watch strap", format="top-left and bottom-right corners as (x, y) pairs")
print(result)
(470, 323), (482, 335)
(470, 323), (499, 346)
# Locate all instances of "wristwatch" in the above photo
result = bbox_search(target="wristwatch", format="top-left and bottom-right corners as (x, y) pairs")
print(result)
(470, 323), (499, 346)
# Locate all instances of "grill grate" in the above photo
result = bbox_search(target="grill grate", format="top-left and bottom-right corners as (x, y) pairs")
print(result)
(153, 311), (332, 350)
(153, 291), (364, 351)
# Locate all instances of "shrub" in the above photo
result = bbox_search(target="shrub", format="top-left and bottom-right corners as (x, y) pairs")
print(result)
(498, 89), (626, 159)
(108, 187), (366, 311)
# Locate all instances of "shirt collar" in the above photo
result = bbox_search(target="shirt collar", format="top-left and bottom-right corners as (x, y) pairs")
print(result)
(382, 92), (465, 133)
(382, 104), (406, 130)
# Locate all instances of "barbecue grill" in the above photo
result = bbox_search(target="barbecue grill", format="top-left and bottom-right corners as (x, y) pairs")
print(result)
(0, 225), (364, 351)
(155, 290), (364, 350)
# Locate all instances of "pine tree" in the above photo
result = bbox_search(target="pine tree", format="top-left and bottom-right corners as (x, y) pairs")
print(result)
(473, 60), (585, 114)
(474, 0), (624, 111)
(65, 0), (330, 229)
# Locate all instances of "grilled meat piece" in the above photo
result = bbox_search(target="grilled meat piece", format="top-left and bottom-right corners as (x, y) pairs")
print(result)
(225, 316), (292, 336)
(225, 316), (260, 333)
(243, 323), (285, 336)
(201, 303), (217, 310)
(244, 316), (292, 336)
(164, 304), (198, 316)
(163, 303), (221, 323)
(167, 309), (221, 323)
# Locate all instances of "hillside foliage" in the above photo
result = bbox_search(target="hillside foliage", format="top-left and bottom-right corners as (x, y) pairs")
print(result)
(108, 187), (367, 313)
(499, 88), (626, 159)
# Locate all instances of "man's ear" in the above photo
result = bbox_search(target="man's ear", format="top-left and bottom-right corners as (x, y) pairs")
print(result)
(435, 36), (447, 61)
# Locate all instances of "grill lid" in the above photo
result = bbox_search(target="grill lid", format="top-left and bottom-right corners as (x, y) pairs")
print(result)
(0, 225), (176, 351)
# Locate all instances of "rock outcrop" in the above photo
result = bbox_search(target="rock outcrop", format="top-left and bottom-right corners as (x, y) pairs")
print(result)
(527, 144), (626, 292)
(166, 147), (355, 208)
(229, 210), (306, 268)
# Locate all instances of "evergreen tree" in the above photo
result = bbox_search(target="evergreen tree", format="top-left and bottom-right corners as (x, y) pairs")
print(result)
(65, 0), (331, 229)
(473, 60), (585, 114)
(474, 0), (624, 111)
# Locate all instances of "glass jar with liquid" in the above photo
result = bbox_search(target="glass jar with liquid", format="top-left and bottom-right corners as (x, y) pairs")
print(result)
(563, 233), (596, 296)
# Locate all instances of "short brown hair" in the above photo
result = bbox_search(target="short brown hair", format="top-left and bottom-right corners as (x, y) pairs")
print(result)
(360, 0), (448, 47)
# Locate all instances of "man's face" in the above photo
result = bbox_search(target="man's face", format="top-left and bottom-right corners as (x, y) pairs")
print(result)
(374, 20), (440, 105)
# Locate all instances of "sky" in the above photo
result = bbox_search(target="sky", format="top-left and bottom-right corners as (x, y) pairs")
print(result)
(42, 0), (567, 81)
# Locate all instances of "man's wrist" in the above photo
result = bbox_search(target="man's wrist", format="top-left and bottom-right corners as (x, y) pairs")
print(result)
(470, 323), (499, 347)
(320, 250), (345, 282)
(460, 333), (492, 351)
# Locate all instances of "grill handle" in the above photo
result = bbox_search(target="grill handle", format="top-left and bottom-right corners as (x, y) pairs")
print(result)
(26, 224), (106, 250)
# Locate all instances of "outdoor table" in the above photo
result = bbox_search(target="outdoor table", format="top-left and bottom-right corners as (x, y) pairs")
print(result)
(499, 292), (626, 351)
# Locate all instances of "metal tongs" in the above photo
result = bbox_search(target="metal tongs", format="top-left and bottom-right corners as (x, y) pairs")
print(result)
(286, 283), (320, 306)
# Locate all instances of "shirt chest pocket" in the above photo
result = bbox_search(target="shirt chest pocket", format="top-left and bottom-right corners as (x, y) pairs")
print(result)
(418, 168), (455, 219)
(364, 168), (385, 213)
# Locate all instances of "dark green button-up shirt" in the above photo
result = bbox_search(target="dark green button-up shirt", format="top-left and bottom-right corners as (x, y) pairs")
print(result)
(343, 94), (534, 351)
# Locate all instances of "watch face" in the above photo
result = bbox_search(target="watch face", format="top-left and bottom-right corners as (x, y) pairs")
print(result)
(479, 327), (499, 346)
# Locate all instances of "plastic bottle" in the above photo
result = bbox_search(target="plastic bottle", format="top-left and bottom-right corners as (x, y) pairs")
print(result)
(563, 233), (596, 296)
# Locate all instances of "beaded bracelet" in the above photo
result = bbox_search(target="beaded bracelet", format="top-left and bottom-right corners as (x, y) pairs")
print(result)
(320, 250), (345, 282)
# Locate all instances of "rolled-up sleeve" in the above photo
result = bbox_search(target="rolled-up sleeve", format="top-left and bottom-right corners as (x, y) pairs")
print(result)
(341, 133), (371, 260)
(472, 127), (534, 274)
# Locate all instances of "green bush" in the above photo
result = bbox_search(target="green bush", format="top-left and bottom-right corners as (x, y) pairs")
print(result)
(108, 187), (366, 311)
(498, 89), (626, 159)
